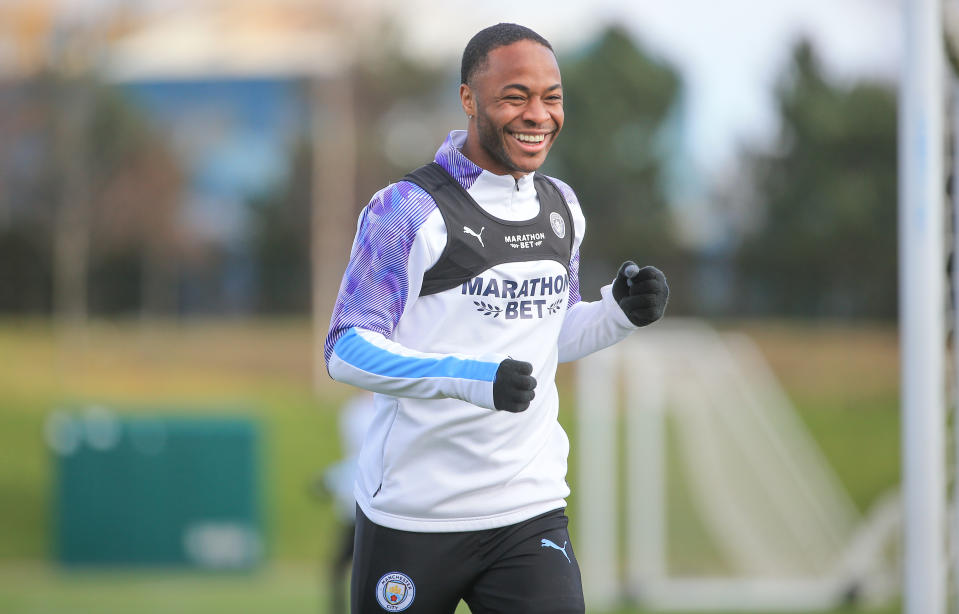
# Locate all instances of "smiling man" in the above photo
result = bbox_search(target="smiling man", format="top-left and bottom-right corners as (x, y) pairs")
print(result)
(325, 23), (669, 613)
(460, 36), (563, 177)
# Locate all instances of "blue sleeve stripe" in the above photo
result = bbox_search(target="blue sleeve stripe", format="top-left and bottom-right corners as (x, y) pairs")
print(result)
(323, 183), (437, 367)
(334, 329), (499, 382)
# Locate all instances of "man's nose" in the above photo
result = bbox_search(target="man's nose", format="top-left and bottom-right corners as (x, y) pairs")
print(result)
(522, 97), (550, 124)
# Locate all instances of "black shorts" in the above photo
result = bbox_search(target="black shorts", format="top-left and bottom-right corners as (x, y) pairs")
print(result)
(351, 507), (585, 614)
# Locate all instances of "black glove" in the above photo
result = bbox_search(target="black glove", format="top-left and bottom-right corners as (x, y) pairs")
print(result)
(493, 359), (536, 412)
(611, 261), (669, 327)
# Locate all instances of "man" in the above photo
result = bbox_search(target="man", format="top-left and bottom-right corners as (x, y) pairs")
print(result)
(325, 23), (668, 614)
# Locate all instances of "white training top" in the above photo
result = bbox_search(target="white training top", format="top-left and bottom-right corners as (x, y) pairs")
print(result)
(325, 130), (637, 532)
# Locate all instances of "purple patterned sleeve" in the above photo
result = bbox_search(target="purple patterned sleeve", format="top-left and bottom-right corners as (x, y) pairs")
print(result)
(324, 182), (437, 367)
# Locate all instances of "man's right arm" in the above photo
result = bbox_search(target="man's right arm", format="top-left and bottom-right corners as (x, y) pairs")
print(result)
(324, 183), (534, 412)
(328, 327), (506, 409)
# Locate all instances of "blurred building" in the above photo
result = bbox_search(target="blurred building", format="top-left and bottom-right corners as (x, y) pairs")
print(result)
(0, 0), (374, 325)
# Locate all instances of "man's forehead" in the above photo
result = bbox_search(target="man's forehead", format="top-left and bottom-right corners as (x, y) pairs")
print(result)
(479, 40), (561, 84)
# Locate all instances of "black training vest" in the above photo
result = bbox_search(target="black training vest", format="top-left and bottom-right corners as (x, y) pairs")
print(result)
(401, 162), (575, 297)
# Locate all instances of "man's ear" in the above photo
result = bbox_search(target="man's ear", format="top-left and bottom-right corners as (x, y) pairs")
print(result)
(459, 83), (475, 118)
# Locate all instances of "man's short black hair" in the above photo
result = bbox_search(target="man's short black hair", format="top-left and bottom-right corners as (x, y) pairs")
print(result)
(461, 23), (554, 85)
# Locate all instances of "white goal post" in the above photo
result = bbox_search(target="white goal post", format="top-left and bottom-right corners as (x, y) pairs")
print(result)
(901, 0), (948, 613)
(575, 320), (900, 612)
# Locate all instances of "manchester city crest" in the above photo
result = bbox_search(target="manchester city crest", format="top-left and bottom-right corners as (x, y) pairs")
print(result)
(376, 571), (416, 611)
(549, 211), (566, 239)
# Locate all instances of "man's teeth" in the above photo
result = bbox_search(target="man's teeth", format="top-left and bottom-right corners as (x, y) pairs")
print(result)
(514, 133), (545, 143)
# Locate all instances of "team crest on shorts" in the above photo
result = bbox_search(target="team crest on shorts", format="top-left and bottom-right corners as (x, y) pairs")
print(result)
(550, 212), (566, 239)
(376, 571), (416, 611)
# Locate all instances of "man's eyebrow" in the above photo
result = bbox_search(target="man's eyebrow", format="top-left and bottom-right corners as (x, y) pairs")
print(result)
(501, 83), (563, 93)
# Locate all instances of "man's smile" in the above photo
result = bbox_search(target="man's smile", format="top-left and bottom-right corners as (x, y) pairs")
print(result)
(508, 130), (552, 152)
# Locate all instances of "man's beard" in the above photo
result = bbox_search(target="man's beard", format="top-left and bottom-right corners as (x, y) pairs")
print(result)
(476, 112), (532, 175)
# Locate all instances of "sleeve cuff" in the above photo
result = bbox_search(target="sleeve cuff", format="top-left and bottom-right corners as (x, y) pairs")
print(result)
(600, 283), (639, 330)
(449, 351), (508, 410)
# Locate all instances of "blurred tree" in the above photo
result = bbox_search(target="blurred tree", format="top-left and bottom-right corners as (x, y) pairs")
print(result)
(546, 26), (683, 299)
(0, 224), (53, 312)
(350, 29), (451, 193)
(0, 76), (59, 313)
(0, 72), (186, 316)
(251, 28), (447, 317)
(733, 41), (897, 319)
(250, 138), (313, 314)
(83, 80), (185, 316)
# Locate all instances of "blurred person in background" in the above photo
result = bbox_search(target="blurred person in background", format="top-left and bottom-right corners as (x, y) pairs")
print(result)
(316, 392), (376, 614)
(324, 23), (668, 613)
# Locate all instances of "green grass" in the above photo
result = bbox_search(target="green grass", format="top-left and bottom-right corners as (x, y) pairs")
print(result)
(0, 563), (902, 614)
(0, 318), (902, 613)
(0, 564), (323, 614)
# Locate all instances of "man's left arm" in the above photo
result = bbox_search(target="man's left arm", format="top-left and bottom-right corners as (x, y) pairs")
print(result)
(549, 180), (668, 362)
(556, 260), (668, 362)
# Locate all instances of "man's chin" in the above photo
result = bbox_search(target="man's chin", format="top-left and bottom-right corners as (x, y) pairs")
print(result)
(510, 153), (549, 174)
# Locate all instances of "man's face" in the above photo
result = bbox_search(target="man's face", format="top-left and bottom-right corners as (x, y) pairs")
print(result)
(461, 40), (564, 178)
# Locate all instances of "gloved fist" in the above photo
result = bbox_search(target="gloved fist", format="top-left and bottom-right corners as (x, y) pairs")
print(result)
(611, 261), (669, 327)
(493, 359), (536, 412)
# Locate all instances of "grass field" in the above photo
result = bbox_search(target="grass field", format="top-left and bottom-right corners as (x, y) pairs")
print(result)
(0, 318), (901, 613)
(0, 563), (903, 614)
